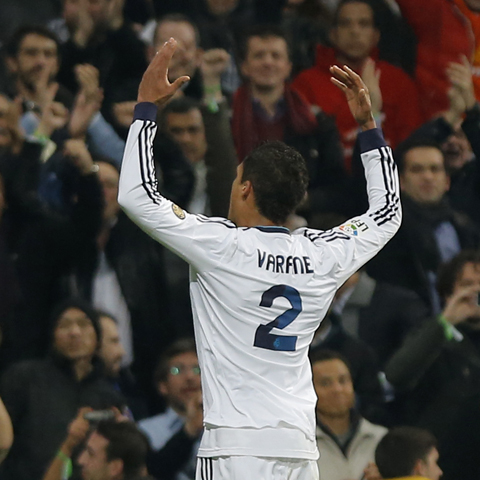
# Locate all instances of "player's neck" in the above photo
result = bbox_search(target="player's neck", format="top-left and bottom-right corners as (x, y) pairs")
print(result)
(317, 411), (351, 437)
(233, 210), (281, 228)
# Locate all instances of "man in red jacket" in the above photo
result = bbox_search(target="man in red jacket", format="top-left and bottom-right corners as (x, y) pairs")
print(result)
(395, 0), (476, 119)
(293, 0), (423, 171)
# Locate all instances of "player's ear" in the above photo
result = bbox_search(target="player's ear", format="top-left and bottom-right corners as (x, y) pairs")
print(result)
(241, 180), (253, 200)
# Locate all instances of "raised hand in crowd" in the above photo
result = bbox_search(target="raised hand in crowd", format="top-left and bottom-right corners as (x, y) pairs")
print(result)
(106, 0), (126, 32)
(200, 48), (230, 101)
(444, 55), (477, 126)
(361, 58), (382, 119)
(441, 284), (480, 327)
(35, 83), (69, 138)
(26, 61), (60, 114)
(183, 391), (203, 439)
(69, 64), (103, 138)
(63, 138), (96, 176)
(71, 0), (95, 48)
(42, 407), (92, 480)
(0, 95), (25, 154)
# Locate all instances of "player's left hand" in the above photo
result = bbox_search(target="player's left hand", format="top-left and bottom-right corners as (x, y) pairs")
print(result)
(137, 38), (190, 107)
(330, 65), (376, 131)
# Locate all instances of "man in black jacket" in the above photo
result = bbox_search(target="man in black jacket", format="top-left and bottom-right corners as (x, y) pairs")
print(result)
(0, 299), (124, 480)
(385, 250), (480, 442)
(367, 136), (480, 313)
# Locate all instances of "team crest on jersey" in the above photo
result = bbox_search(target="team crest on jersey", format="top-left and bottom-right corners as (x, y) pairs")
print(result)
(339, 219), (369, 236)
(172, 204), (186, 220)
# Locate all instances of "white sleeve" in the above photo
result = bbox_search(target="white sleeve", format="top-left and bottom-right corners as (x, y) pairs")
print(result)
(299, 128), (402, 287)
(118, 102), (237, 271)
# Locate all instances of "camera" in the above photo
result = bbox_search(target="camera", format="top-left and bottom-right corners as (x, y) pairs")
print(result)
(83, 410), (115, 423)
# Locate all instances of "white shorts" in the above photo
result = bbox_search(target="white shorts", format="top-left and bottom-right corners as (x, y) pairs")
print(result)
(196, 456), (319, 480)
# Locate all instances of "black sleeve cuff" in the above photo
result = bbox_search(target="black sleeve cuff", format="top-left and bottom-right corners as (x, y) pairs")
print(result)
(358, 128), (387, 153)
(134, 102), (158, 122)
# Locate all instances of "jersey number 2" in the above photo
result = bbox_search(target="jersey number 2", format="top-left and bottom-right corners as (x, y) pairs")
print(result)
(254, 285), (302, 352)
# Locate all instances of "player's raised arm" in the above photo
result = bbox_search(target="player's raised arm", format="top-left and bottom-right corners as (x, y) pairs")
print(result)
(117, 39), (235, 269)
(302, 65), (401, 286)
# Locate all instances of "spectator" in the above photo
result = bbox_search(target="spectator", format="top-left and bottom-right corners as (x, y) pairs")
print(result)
(232, 24), (347, 222)
(292, 0), (423, 171)
(69, 159), (174, 410)
(366, 137), (480, 312)
(385, 250), (480, 442)
(56, 0), (147, 115)
(310, 312), (384, 423)
(375, 427), (442, 480)
(396, 0), (477, 119)
(78, 420), (152, 480)
(4, 25), (125, 165)
(98, 312), (148, 421)
(0, 298), (124, 480)
(407, 56), (480, 227)
(311, 350), (387, 480)
(139, 339), (202, 480)
(0, 95), (104, 361)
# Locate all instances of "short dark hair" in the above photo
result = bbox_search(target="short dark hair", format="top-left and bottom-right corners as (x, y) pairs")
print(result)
(239, 24), (292, 62)
(375, 427), (437, 478)
(153, 338), (197, 384)
(160, 97), (202, 131)
(95, 420), (150, 478)
(309, 349), (352, 373)
(333, 0), (379, 29)
(437, 249), (480, 301)
(5, 25), (60, 58)
(155, 14), (201, 48)
(394, 137), (444, 174)
(241, 141), (308, 225)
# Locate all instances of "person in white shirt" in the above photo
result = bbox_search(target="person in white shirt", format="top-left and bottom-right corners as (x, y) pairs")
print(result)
(118, 38), (401, 480)
(311, 349), (387, 480)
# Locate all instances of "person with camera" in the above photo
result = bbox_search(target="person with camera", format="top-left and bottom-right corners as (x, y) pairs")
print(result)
(385, 249), (480, 444)
(44, 410), (154, 480)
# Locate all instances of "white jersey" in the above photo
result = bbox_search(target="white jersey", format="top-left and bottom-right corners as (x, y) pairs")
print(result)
(118, 103), (401, 460)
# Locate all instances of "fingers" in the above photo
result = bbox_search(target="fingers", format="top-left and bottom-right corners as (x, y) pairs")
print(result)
(330, 75), (348, 92)
(170, 75), (190, 92)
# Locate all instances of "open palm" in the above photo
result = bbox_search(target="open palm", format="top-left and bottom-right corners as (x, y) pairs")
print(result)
(137, 38), (190, 107)
(330, 65), (375, 131)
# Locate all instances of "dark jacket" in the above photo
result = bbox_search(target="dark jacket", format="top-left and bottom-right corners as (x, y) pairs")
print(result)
(366, 195), (480, 310)
(0, 355), (124, 480)
(339, 273), (430, 367)
(385, 317), (480, 441)
(0, 142), (104, 363)
(407, 102), (480, 227)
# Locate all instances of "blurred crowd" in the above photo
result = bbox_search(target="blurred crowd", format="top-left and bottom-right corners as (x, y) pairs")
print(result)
(0, 0), (479, 479)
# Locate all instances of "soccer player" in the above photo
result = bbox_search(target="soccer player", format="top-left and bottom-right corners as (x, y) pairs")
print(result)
(118, 38), (401, 480)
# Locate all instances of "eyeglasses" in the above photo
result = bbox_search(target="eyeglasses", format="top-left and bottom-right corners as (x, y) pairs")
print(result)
(169, 365), (201, 376)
